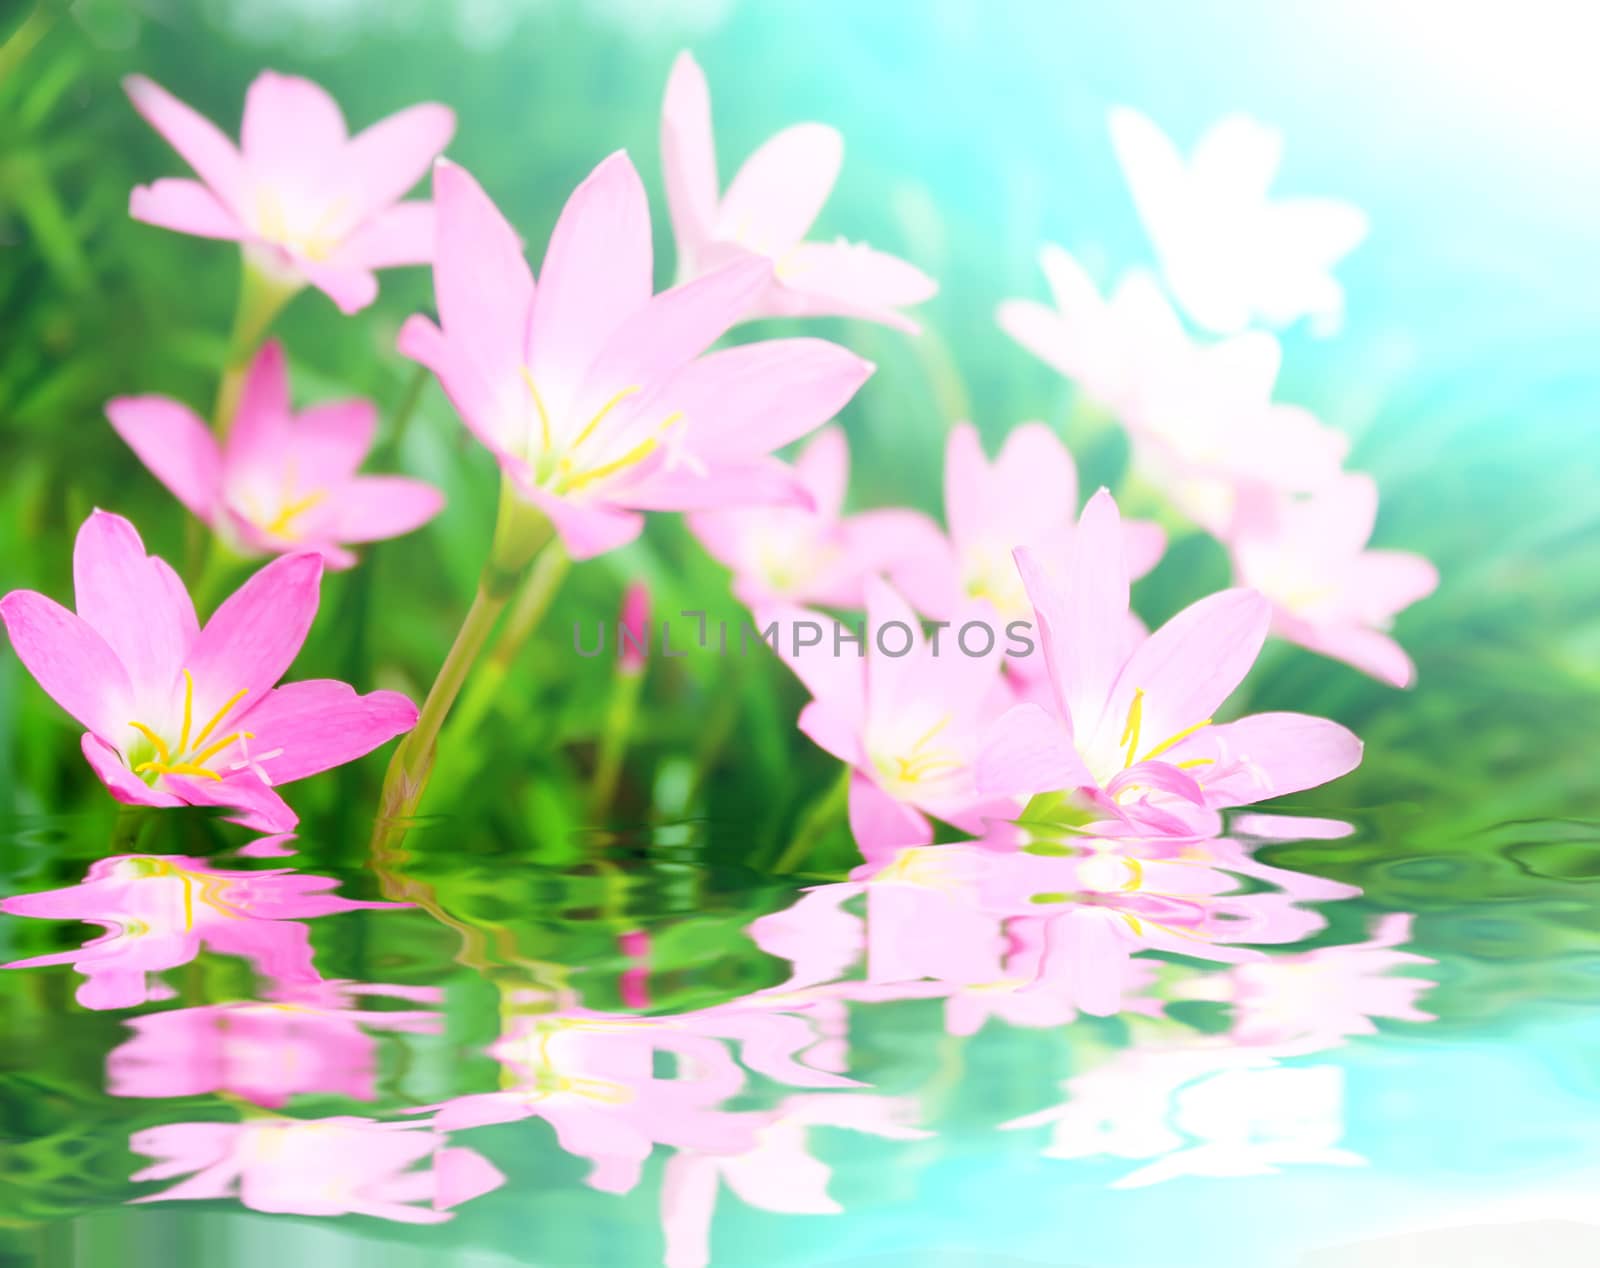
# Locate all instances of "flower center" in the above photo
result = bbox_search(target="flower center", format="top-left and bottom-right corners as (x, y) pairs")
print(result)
(253, 189), (347, 262)
(126, 669), (255, 785)
(873, 715), (964, 791)
(518, 371), (685, 496)
(1090, 686), (1215, 793)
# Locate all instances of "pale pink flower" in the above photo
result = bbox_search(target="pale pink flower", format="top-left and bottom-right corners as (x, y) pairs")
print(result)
(618, 585), (653, 676)
(1230, 476), (1438, 687)
(1109, 107), (1368, 334)
(0, 855), (402, 1009)
(399, 154), (873, 560)
(979, 490), (1363, 834)
(126, 71), (454, 313)
(108, 980), (442, 1106)
(130, 1117), (503, 1222)
(0, 511), (417, 832)
(107, 341), (443, 568)
(762, 579), (1018, 859)
(1000, 252), (1348, 536)
(688, 426), (940, 608)
(661, 1094), (929, 1268)
(1177, 912), (1435, 1055)
(425, 996), (761, 1195)
(890, 421), (1164, 640)
(661, 51), (936, 332)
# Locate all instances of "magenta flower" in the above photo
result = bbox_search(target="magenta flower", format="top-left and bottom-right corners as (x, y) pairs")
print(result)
(661, 1095), (929, 1268)
(618, 585), (652, 676)
(0, 511), (418, 831)
(107, 341), (443, 568)
(125, 71), (454, 313)
(108, 980), (442, 1106)
(399, 154), (874, 560)
(1230, 476), (1438, 687)
(688, 426), (940, 608)
(0, 855), (403, 1009)
(979, 490), (1362, 832)
(998, 250), (1348, 536)
(890, 421), (1165, 638)
(130, 1117), (503, 1222)
(661, 51), (936, 332)
(1109, 107), (1368, 334)
(762, 579), (1019, 858)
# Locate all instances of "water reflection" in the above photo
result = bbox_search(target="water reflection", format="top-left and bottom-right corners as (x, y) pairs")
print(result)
(0, 818), (1439, 1265)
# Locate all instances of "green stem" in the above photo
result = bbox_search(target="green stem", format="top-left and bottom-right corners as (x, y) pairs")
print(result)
(0, 4), (57, 85)
(590, 669), (644, 816)
(772, 765), (852, 874)
(380, 364), (430, 463)
(369, 481), (556, 849)
(213, 251), (300, 437)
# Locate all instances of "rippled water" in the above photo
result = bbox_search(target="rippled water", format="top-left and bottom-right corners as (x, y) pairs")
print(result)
(6, 807), (1599, 1267)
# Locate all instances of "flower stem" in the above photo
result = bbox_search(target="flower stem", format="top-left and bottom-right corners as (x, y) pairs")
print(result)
(772, 765), (852, 874)
(213, 250), (299, 437)
(590, 668), (644, 816)
(369, 481), (556, 848)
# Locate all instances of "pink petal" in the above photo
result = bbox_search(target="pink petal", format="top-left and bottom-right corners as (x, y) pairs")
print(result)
(766, 239), (937, 331)
(1289, 621), (1419, 689)
(332, 103), (455, 227)
(273, 398), (378, 487)
(848, 774), (933, 861)
(755, 601), (867, 734)
(298, 261), (379, 315)
(623, 456), (809, 513)
(105, 396), (222, 523)
(72, 510), (199, 702)
(521, 487), (644, 561)
(82, 733), (183, 809)
(1122, 518), (1167, 579)
(238, 680), (417, 785)
(977, 702), (1089, 797)
(797, 703), (864, 767)
(327, 476), (443, 545)
(430, 159), (534, 394)
(947, 422), (1077, 557)
(1350, 550), (1439, 623)
(128, 179), (246, 240)
(123, 75), (249, 217)
(528, 150), (653, 411)
(222, 341), (293, 478)
(716, 123), (842, 256)
(660, 338), (873, 460)
(0, 590), (134, 738)
(1056, 489), (1133, 736)
(187, 553), (323, 719)
(164, 772), (298, 833)
(794, 426), (849, 523)
(396, 314), (507, 461)
(661, 51), (720, 268)
(570, 255), (771, 418)
(240, 71), (348, 197)
(431, 1145), (504, 1212)
(1100, 587), (1270, 759)
(338, 203), (435, 270)
(660, 1152), (720, 1268)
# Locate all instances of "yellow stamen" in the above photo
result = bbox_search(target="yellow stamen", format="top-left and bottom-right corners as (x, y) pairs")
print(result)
(178, 669), (196, 755)
(562, 435), (659, 493)
(264, 490), (327, 539)
(127, 721), (171, 765)
(192, 687), (249, 750)
(187, 729), (253, 771)
(1119, 687), (1145, 768)
(1176, 757), (1213, 769)
(569, 385), (641, 452)
(520, 368), (553, 452)
(1138, 717), (1213, 765)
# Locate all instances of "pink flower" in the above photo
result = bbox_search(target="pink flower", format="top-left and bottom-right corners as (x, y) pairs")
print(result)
(1177, 912), (1435, 1055)
(125, 71), (454, 313)
(108, 980), (442, 1106)
(0, 511), (418, 831)
(618, 584), (652, 676)
(1230, 476), (1438, 687)
(1109, 107), (1368, 334)
(0, 855), (403, 1009)
(130, 1117), (503, 1222)
(890, 421), (1165, 639)
(399, 154), (874, 561)
(979, 490), (1363, 833)
(762, 579), (1018, 859)
(661, 51), (936, 332)
(107, 341), (443, 568)
(425, 995), (760, 1195)
(661, 1094), (930, 1268)
(687, 427), (940, 608)
(999, 252), (1347, 536)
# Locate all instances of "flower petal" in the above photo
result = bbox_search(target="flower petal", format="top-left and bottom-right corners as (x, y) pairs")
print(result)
(332, 103), (455, 227)
(326, 476), (443, 545)
(715, 123), (842, 256)
(128, 179), (247, 240)
(240, 71), (348, 198)
(186, 553), (323, 722)
(123, 75), (249, 217)
(661, 51), (720, 268)
(1, 590), (134, 738)
(337, 202), (434, 270)
(977, 702), (1090, 798)
(236, 680), (417, 785)
(105, 396), (223, 524)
